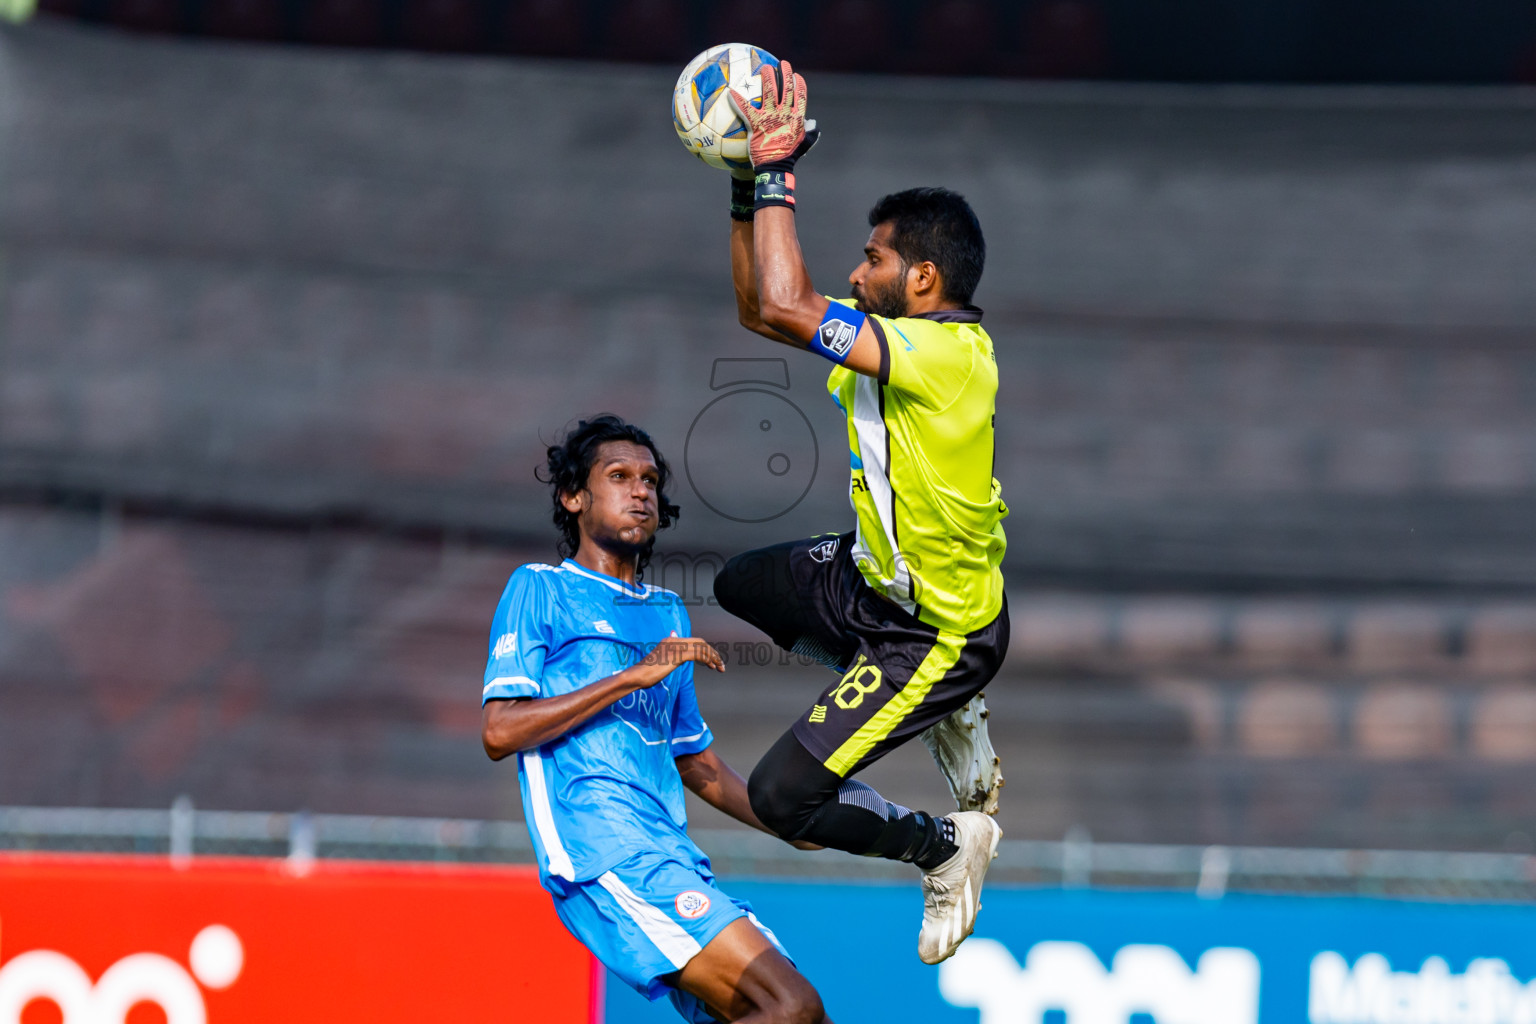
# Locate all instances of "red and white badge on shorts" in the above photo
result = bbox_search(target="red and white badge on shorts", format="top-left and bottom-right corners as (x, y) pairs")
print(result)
(674, 890), (711, 919)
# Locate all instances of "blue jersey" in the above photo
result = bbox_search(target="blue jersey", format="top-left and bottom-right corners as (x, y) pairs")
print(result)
(482, 559), (715, 893)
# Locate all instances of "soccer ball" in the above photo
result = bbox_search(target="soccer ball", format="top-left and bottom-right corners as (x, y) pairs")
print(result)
(672, 43), (778, 174)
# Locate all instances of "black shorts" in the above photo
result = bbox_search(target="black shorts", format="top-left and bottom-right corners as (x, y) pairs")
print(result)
(714, 532), (1009, 778)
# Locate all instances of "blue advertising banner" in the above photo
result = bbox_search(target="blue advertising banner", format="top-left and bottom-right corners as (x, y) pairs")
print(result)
(604, 883), (1536, 1023)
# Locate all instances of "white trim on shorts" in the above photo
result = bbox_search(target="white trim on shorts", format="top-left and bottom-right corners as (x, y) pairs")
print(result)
(596, 871), (703, 970)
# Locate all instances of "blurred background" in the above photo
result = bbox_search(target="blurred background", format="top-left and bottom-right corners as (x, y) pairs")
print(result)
(5, 6), (1536, 1021)
(4, 0), (1536, 867)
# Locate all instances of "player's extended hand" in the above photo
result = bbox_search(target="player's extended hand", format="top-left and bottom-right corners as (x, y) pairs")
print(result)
(629, 635), (725, 688)
(729, 61), (809, 168)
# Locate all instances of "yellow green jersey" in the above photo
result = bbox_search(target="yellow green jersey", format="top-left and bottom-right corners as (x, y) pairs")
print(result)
(825, 301), (1008, 634)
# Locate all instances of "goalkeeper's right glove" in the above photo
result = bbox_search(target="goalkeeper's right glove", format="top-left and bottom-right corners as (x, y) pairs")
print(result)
(730, 126), (819, 220)
(729, 62), (817, 213)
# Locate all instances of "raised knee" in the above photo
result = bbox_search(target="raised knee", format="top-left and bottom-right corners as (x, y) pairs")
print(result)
(711, 564), (740, 617)
(712, 552), (756, 619)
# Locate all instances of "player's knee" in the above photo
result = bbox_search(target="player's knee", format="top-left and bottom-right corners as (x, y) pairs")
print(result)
(711, 552), (755, 620)
(747, 762), (814, 841)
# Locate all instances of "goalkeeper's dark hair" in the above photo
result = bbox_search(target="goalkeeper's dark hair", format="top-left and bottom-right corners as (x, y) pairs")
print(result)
(868, 187), (986, 306)
(539, 414), (679, 580)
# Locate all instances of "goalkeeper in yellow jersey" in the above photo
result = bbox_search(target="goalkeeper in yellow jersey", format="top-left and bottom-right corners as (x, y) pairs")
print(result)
(711, 63), (1010, 966)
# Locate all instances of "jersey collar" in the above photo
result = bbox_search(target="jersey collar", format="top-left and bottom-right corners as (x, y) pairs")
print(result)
(560, 558), (654, 598)
(912, 305), (983, 324)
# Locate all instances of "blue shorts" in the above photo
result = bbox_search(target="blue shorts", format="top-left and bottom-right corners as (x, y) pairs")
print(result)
(552, 848), (791, 1024)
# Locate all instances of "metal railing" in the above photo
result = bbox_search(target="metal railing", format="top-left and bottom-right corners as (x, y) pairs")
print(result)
(3, 802), (1533, 901)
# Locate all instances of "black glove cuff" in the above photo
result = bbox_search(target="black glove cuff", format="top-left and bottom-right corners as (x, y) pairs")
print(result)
(753, 163), (797, 212)
(730, 175), (755, 221)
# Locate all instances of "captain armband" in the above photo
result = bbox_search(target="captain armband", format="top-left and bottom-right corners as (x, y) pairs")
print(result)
(807, 304), (866, 365)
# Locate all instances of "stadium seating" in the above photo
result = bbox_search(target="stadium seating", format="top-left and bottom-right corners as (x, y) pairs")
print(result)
(804, 0), (895, 72)
(27, 0), (1536, 85)
(1014, 0), (1110, 77)
(909, 0), (1000, 76)
(298, 0), (384, 47)
(105, 0), (184, 34)
(198, 0), (284, 41)
(500, 0), (584, 57)
(1470, 687), (1536, 761)
(1517, 35), (1536, 81)
(705, 0), (791, 60)
(1355, 684), (1455, 761)
(36, 0), (85, 17)
(399, 0), (483, 52)
(601, 0), (690, 63)
(1238, 681), (1338, 758)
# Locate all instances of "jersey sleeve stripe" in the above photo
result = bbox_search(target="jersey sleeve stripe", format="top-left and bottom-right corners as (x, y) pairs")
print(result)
(482, 676), (539, 700)
(520, 749), (576, 880)
(670, 728), (712, 755)
(596, 871), (703, 969)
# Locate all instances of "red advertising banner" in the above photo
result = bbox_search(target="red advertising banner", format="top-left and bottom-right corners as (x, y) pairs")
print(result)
(0, 853), (599, 1024)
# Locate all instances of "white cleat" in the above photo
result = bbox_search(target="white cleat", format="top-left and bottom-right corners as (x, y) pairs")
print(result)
(918, 810), (1003, 965)
(921, 693), (1004, 815)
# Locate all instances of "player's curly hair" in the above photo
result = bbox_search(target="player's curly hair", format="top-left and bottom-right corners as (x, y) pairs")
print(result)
(538, 414), (680, 580)
(868, 187), (986, 306)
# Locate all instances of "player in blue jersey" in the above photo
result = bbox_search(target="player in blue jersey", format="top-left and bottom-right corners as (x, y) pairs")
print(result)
(481, 414), (832, 1024)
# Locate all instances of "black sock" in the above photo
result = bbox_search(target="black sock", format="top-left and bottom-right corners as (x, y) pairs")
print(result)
(906, 813), (959, 870)
(793, 780), (959, 868)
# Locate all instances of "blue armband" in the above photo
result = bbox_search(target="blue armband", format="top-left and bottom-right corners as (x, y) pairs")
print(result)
(808, 304), (866, 364)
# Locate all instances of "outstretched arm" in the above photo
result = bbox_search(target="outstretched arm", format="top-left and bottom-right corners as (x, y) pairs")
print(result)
(729, 63), (883, 378)
(483, 678), (636, 760)
(481, 637), (723, 759)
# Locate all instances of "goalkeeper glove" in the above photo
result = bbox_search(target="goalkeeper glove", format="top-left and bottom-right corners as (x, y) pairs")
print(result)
(729, 62), (818, 213)
(730, 128), (818, 220)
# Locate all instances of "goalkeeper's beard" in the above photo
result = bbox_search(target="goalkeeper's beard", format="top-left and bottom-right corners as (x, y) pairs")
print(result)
(854, 273), (909, 320)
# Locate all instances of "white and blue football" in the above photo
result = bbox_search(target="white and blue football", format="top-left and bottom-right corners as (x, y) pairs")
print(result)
(672, 43), (779, 174)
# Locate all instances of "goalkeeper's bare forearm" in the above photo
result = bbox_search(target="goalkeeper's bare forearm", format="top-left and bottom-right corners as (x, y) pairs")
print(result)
(751, 205), (829, 344)
(730, 216), (797, 344)
(750, 206), (884, 379)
